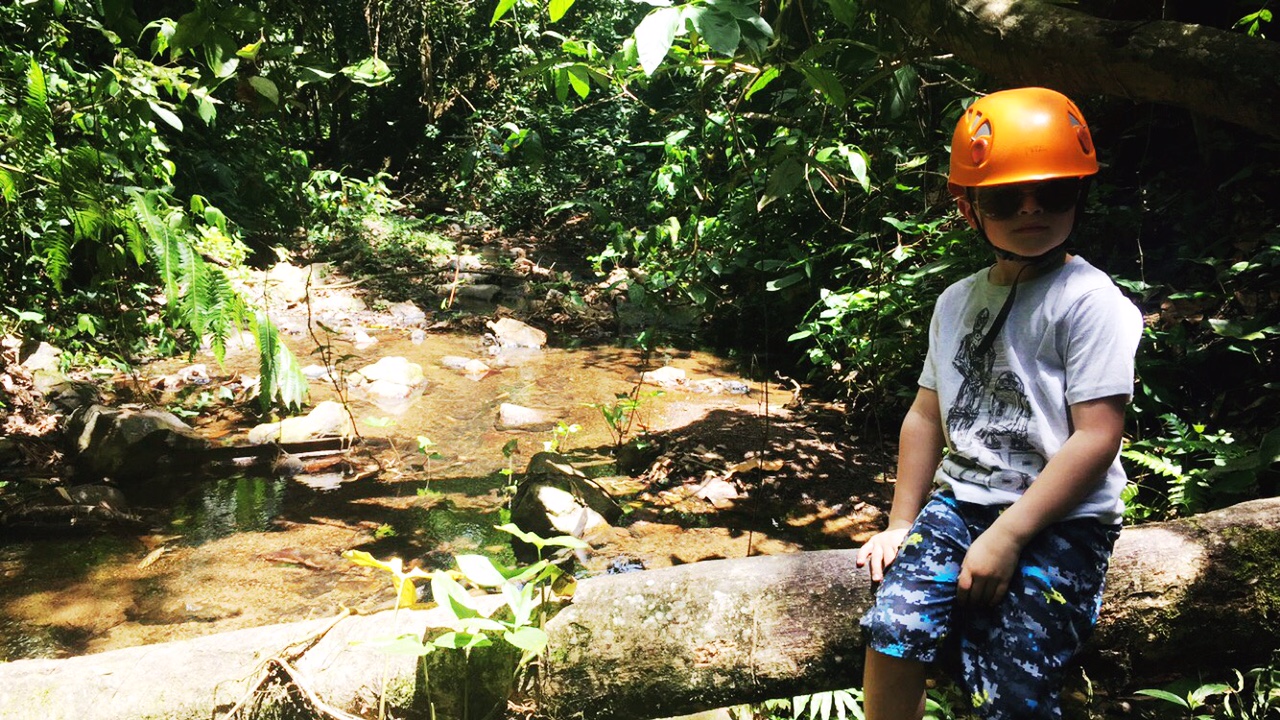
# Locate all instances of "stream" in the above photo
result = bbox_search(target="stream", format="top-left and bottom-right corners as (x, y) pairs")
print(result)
(0, 308), (829, 660)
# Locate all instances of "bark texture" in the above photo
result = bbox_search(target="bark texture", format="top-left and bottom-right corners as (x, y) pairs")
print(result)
(869, 0), (1280, 140)
(3, 499), (1280, 720)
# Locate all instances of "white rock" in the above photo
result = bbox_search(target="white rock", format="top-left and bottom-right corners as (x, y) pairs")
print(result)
(248, 400), (352, 444)
(641, 366), (686, 386)
(354, 357), (424, 386)
(486, 318), (546, 349)
(497, 403), (555, 431)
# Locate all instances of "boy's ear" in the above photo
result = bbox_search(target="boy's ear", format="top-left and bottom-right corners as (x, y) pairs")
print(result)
(956, 196), (980, 230)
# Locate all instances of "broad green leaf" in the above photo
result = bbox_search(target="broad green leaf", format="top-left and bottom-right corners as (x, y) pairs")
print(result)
(1209, 318), (1265, 340)
(237, 39), (263, 60)
(491, 0), (518, 25)
(758, 156), (805, 211)
(766, 272), (806, 292)
(433, 631), (493, 650)
(549, 0), (575, 22)
(684, 5), (740, 57)
(745, 66), (780, 100)
(635, 6), (681, 76)
(431, 569), (479, 620)
(297, 66), (336, 86)
(504, 626), (549, 653)
(800, 65), (846, 107)
(823, 0), (860, 27)
(567, 65), (591, 98)
(248, 76), (278, 104)
(147, 101), (183, 131)
(456, 554), (509, 587)
(341, 57), (393, 87)
(352, 633), (438, 655)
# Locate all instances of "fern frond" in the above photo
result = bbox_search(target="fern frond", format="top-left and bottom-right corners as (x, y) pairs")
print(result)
(0, 168), (17, 203)
(1122, 449), (1184, 480)
(17, 59), (53, 166)
(253, 310), (309, 413)
(35, 227), (72, 291)
(132, 190), (188, 310)
(201, 267), (242, 364)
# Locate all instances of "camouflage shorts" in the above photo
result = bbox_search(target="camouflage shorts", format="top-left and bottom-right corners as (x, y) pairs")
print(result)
(860, 492), (1120, 720)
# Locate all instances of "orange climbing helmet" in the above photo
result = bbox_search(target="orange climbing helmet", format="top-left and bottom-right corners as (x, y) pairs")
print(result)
(947, 87), (1098, 196)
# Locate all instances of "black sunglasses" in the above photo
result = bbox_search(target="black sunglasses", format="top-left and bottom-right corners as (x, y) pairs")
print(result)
(973, 179), (1083, 220)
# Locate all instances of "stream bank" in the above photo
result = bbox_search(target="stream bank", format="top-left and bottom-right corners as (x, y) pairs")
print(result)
(0, 248), (894, 661)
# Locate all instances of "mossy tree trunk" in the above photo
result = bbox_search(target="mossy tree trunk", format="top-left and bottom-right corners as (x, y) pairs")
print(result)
(867, 0), (1280, 140)
(3, 499), (1280, 720)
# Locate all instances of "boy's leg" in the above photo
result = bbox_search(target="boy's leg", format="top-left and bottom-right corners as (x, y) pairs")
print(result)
(860, 494), (971, 720)
(956, 518), (1120, 719)
(863, 648), (926, 720)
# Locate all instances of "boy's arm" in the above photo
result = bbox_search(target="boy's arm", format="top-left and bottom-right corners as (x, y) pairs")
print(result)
(956, 394), (1127, 607)
(856, 387), (945, 581)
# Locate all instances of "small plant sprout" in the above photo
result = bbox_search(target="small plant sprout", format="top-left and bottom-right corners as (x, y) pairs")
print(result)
(544, 421), (581, 453)
(500, 438), (520, 493)
(417, 435), (445, 493)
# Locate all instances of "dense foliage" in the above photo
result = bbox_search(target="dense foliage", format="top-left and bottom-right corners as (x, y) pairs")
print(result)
(0, 0), (1276, 516)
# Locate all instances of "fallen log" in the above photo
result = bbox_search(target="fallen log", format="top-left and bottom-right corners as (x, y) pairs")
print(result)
(3, 498), (1279, 720)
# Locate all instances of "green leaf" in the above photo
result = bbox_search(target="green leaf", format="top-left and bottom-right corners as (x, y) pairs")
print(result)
(684, 6), (740, 57)
(767, 272), (806, 291)
(504, 626), (549, 653)
(147, 101), (184, 131)
(1133, 689), (1189, 708)
(758, 156), (805, 211)
(566, 65), (591, 98)
(341, 57), (393, 87)
(353, 633), (438, 656)
(247, 76), (279, 105)
(548, 0), (575, 22)
(455, 555), (509, 587)
(799, 64), (846, 107)
(1208, 318), (1266, 340)
(745, 66), (780, 100)
(823, 0), (860, 27)
(635, 6), (682, 76)
(491, 0), (518, 25)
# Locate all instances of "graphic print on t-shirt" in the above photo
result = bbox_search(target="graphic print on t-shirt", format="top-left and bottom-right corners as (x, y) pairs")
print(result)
(945, 307), (1046, 491)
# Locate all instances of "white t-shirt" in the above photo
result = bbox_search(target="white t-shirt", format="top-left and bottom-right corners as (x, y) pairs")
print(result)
(918, 256), (1144, 524)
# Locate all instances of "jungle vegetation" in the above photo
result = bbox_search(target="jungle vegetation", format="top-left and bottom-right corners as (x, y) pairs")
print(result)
(0, 0), (1277, 522)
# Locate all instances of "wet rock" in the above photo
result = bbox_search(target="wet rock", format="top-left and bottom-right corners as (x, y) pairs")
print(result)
(350, 357), (426, 401)
(18, 342), (60, 374)
(350, 328), (377, 350)
(688, 378), (751, 395)
(68, 405), (211, 481)
(509, 452), (623, 562)
(352, 357), (425, 386)
(410, 329), (427, 345)
(496, 403), (555, 431)
(454, 284), (501, 302)
(386, 301), (427, 327)
(440, 356), (491, 380)
(248, 400), (353, 444)
(486, 317), (546, 349)
(62, 485), (129, 510)
(41, 379), (101, 415)
(640, 366), (686, 386)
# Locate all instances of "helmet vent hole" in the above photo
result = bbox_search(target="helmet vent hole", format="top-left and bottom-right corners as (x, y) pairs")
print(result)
(971, 136), (991, 165)
(1076, 126), (1094, 155)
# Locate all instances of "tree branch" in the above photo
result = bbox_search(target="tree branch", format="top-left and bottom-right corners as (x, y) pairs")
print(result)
(871, 0), (1280, 139)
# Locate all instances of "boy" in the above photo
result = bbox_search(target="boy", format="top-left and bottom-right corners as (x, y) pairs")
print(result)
(855, 87), (1144, 720)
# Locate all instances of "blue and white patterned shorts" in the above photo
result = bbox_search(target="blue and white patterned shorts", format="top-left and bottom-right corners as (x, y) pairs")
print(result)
(860, 492), (1120, 719)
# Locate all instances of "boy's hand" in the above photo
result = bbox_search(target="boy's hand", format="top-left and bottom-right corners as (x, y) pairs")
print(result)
(856, 528), (911, 582)
(957, 526), (1022, 608)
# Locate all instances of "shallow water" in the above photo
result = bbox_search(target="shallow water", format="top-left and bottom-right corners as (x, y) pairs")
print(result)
(0, 327), (789, 660)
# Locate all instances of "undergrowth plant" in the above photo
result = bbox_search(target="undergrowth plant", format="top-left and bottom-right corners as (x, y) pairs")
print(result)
(1135, 656), (1280, 719)
(343, 526), (587, 719)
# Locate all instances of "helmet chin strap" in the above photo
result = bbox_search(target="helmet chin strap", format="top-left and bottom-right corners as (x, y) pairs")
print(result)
(967, 191), (1084, 357)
